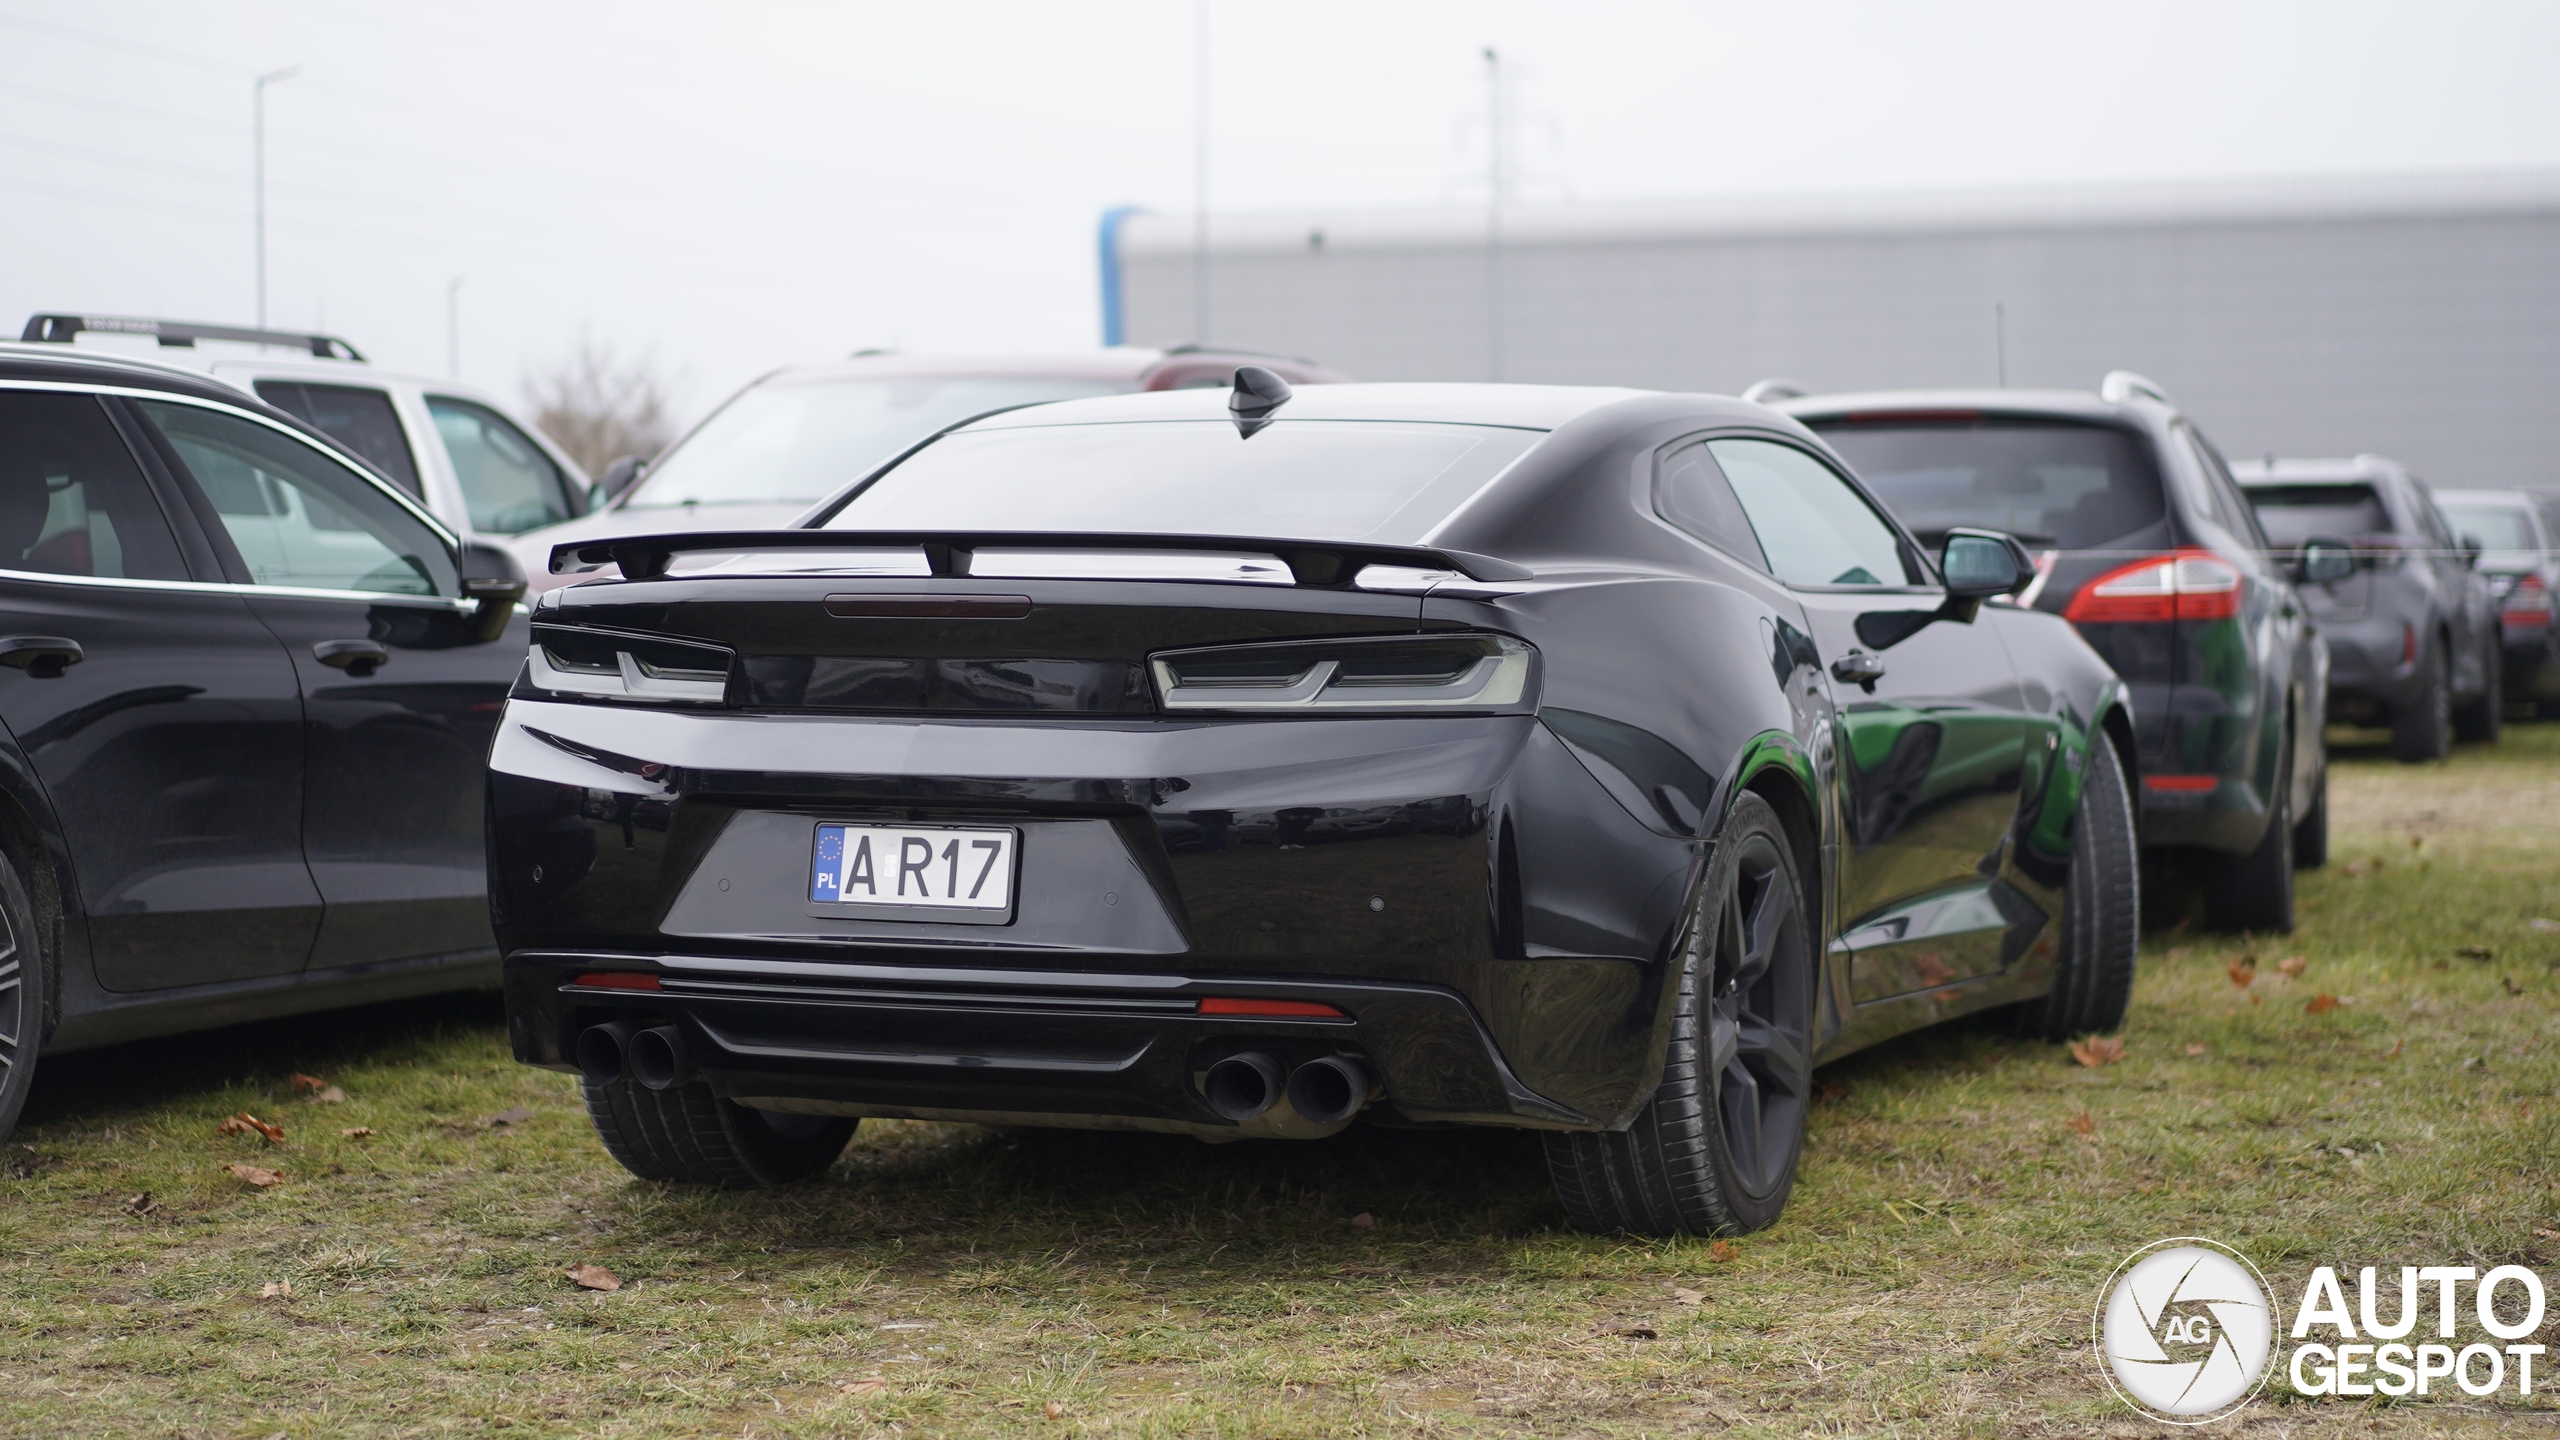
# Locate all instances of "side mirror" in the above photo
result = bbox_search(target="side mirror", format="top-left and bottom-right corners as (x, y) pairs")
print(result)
(2297, 536), (2355, 585)
(2459, 533), (2484, 570)
(1940, 528), (2031, 598)
(595, 455), (648, 509)
(459, 539), (529, 643)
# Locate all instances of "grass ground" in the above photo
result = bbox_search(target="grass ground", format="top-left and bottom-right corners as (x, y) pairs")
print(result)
(4, 727), (2556, 1437)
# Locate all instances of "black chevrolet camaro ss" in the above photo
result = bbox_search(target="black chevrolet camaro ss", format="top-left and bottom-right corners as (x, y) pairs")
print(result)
(494, 375), (2140, 1235)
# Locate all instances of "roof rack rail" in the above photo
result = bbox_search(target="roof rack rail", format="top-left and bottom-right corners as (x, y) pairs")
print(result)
(1740, 377), (1808, 405)
(20, 313), (365, 362)
(2098, 370), (2173, 407)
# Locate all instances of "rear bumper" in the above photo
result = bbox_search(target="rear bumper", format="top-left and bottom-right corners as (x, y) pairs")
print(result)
(505, 950), (1589, 1133)
(2320, 616), (2413, 722)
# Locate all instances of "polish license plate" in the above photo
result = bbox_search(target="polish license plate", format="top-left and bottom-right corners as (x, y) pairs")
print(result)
(808, 823), (1017, 920)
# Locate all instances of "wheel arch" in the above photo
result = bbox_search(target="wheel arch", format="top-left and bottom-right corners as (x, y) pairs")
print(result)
(0, 760), (68, 1048)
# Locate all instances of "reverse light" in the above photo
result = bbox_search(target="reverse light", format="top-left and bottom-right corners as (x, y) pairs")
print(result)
(1197, 996), (1347, 1018)
(1151, 633), (1535, 712)
(2063, 548), (2244, 623)
(2502, 574), (2553, 625)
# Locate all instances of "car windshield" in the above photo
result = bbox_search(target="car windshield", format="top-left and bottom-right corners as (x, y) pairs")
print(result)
(1808, 419), (2164, 551)
(2439, 501), (2538, 552)
(623, 374), (1133, 509)
(824, 419), (1540, 542)
(2243, 484), (2393, 546)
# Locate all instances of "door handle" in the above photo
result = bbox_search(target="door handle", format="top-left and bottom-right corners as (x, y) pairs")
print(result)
(313, 639), (391, 677)
(1830, 650), (1886, 692)
(0, 636), (83, 679)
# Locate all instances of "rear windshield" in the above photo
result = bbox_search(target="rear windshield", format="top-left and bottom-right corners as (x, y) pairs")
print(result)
(627, 374), (1134, 509)
(2243, 484), (2392, 546)
(2439, 500), (2539, 552)
(823, 419), (1539, 543)
(1807, 419), (2164, 550)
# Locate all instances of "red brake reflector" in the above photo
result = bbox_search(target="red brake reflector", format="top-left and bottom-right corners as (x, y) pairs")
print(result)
(2142, 775), (2219, 793)
(1197, 996), (1346, 1018)
(572, 971), (662, 990)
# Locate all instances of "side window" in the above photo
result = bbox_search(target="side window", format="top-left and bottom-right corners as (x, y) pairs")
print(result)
(135, 400), (457, 597)
(426, 397), (573, 535)
(0, 391), (190, 582)
(1654, 440), (1768, 571)
(254, 382), (423, 499)
(1705, 437), (1912, 588)
(2177, 425), (2266, 548)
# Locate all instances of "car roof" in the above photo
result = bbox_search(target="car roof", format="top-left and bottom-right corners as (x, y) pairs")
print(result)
(2227, 456), (2411, 485)
(2433, 487), (2534, 507)
(754, 346), (1339, 387)
(957, 382), (1661, 432)
(0, 340), (267, 408)
(1777, 387), (2148, 425)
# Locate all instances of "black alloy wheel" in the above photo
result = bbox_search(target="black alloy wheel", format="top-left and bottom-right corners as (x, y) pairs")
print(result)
(0, 850), (45, 1144)
(2393, 641), (2452, 762)
(1544, 792), (1813, 1236)
(2453, 639), (2503, 743)
(582, 1076), (858, 1187)
(2012, 734), (2140, 1040)
(2203, 731), (2296, 935)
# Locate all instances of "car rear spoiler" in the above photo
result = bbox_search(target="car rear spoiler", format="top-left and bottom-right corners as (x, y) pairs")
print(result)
(549, 530), (1535, 586)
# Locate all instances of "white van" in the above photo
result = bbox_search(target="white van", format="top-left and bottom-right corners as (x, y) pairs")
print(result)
(19, 314), (594, 545)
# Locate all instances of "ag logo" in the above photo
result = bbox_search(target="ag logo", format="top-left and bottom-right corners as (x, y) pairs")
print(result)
(2095, 1239), (2280, 1423)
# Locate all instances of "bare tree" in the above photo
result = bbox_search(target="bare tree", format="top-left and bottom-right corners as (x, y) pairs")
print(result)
(523, 332), (674, 478)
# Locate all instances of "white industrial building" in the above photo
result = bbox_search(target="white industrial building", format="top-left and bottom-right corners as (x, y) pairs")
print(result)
(1108, 170), (2560, 490)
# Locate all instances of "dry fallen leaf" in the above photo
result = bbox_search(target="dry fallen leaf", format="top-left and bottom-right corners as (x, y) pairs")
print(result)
(2277, 956), (2308, 978)
(2535, 1228), (2560, 1242)
(339, 1127), (375, 1139)
(216, 1112), (285, 1144)
(2306, 994), (2341, 1014)
(838, 1378), (888, 1396)
(2250, 993), (2263, 1007)
(259, 1280), (293, 1299)
(2183, 1043), (2208, 1057)
(305, 1086), (347, 1105)
(2226, 957), (2257, 988)
(1817, 1080), (1848, 1103)
(1707, 1239), (1738, 1263)
(224, 1162), (283, 1189)
(121, 1192), (156, 1216)
(2503, 975), (2527, 996)
(2068, 1035), (2126, 1067)
(1609, 1325), (1658, 1340)
(1348, 1212), (1376, 1230)
(1043, 1401), (1066, 1419)
(2343, 860), (2369, 877)
(487, 1106), (535, 1128)
(288, 1073), (327, 1093)
(566, 1263), (622, 1292)
(2066, 1111), (2098, 1138)
(2410, 833), (2425, 851)
(1670, 1286), (1705, 1306)
(2385, 1037), (2404, 1058)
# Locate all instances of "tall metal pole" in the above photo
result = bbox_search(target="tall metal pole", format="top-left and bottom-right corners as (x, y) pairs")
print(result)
(253, 66), (300, 329)
(1484, 48), (1503, 382)
(447, 274), (466, 378)
(1192, 0), (1210, 345)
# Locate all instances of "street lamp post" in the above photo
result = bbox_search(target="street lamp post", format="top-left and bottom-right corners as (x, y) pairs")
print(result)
(253, 65), (300, 329)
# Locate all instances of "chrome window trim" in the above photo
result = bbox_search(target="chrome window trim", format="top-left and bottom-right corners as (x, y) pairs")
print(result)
(0, 564), (470, 612)
(0, 378), (464, 551)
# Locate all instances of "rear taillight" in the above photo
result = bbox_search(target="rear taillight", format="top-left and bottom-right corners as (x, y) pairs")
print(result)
(1151, 633), (1535, 712)
(523, 624), (734, 704)
(2503, 574), (2553, 624)
(2063, 548), (2244, 623)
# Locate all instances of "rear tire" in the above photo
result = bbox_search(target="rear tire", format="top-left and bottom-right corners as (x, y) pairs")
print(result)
(2013, 735), (2138, 1041)
(2292, 758), (2329, 870)
(0, 851), (45, 1144)
(2203, 737), (2296, 935)
(2392, 642), (2452, 762)
(2453, 640), (2502, 743)
(1543, 793), (1812, 1237)
(582, 1077), (857, 1187)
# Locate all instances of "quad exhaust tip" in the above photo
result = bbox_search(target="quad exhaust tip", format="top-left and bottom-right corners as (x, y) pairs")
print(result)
(626, 1025), (692, 1091)
(1201, 1051), (1286, 1122)
(1286, 1055), (1372, 1126)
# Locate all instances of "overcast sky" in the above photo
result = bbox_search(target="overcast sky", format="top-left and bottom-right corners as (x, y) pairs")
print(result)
(9, 0), (2559, 424)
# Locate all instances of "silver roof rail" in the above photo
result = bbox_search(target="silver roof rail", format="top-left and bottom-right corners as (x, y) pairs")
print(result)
(21, 313), (365, 362)
(2098, 370), (2173, 407)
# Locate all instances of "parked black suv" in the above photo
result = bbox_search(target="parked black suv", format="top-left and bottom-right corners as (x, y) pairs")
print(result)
(0, 343), (529, 1142)
(2233, 457), (2500, 760)
(1782, 373), (2338, 933)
